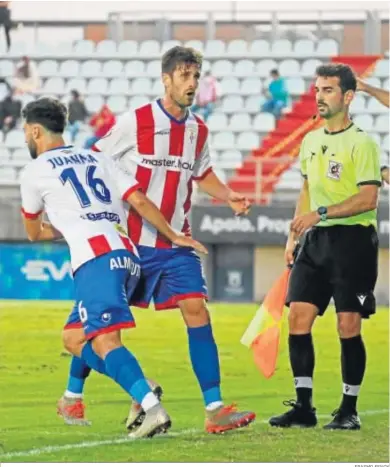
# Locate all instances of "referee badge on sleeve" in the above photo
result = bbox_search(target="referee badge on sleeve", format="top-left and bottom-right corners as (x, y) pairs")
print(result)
(327, 160), (343, 180)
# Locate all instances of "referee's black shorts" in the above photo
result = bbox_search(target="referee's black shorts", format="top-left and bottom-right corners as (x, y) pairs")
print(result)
(286, 225), (378, 318)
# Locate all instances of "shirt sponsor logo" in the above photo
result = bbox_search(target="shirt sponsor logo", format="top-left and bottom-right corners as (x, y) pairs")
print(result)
(81, 212), (120, 223)
(141, 157), (194, 171)
(155, 129), (171, 136)
(327, 160), (343, 180)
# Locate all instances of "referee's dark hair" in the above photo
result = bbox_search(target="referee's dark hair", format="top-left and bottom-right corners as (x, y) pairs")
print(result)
(162, 46), (203, 74)
(316, 63), (357, 94)
(22, 97), (67, 134)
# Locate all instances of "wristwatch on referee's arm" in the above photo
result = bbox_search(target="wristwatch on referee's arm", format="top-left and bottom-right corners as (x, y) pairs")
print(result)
(317, 206), (328, 222)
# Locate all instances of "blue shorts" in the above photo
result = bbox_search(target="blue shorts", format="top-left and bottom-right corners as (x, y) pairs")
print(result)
(65, 250), (141, 340)
(131, 246), (208, 310)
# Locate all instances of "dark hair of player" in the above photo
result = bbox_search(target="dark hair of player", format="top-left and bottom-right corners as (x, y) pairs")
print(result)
(22, 97), (68, 134)
(161, 46), (203, 74)
(316, 63), (357, 94)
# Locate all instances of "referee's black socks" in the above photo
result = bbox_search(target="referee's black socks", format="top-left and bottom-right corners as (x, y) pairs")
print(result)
(340, 335), (366, 414)
(289, 333), (315, 409)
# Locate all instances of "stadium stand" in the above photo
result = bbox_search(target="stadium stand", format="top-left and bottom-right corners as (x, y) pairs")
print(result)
(228, 55), (389, 202)
(0, 39), (388, 200)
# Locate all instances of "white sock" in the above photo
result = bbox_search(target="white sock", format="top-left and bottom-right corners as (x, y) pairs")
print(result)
(294, 377), (313, 388)
(206, 401), (223, 411)
(64, 390), (83, 399)
(343, 383), (360, 396)
(141, 392), (160, 411)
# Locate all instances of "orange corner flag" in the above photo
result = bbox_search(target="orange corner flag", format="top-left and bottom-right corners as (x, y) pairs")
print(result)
(240, 269), (290, 379)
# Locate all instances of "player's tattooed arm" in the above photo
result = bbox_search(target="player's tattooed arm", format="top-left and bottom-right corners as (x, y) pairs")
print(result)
(125, 190), (208, 254)
(22, 215), (63, 242)
(196, 171), (251, 216)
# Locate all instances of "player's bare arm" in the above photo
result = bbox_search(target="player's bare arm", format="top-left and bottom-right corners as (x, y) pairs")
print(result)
(196, 170), (251, 215)
(291, 184), (379, 237)
(356, 78), (390, 108)
(286, 178), (310, 264)
(126, 189), (207, 254)
(22, 214), (63, 242)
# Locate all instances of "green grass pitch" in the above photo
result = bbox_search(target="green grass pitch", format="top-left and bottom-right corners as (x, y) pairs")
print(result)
(0, 301), (388, 462)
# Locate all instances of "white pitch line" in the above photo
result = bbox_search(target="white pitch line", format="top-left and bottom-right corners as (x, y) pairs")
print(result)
(1, 409), (388, 460)
(0, 428), (199, 460)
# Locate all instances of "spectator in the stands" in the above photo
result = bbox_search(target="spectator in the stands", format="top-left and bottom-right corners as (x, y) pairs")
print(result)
(261, 69), (289, 119)
(0, 87), (21, 135)
(0, 1), (12, 52)
(191, 71), (220, 122)
(67, 90), (88, 143)
(13, 56), (40, 95)
(84, 103), (116, 149)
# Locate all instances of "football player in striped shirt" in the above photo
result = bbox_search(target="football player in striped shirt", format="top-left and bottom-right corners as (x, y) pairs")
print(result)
(20, 97), (207, 438)
(62, 46), (256, 434)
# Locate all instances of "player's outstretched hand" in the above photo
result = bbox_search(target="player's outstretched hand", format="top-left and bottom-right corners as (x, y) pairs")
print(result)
(172, 234), (208, 255)
(228, 191), (251, 216)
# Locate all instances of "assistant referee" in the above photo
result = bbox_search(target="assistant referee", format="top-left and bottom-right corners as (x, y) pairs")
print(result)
(269, 63), (382, 430)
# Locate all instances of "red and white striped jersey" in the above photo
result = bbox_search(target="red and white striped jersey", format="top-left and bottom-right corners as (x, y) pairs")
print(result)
(20, 146), (140, 271)
(96, 99), (212, 249)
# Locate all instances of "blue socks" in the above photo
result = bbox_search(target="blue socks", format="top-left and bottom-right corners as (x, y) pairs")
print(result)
(66, 343), (106, 396)
(104, 346), (152, 404)
(66, 345), (155, 407)
(66, 356), (91, 395)
(81, 342), (106, 374)
(187, 324), (222, 407)
(67, 325), (222, 409)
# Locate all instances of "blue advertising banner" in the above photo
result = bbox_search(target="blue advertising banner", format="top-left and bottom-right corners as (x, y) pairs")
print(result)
(0, 242), (74, 300)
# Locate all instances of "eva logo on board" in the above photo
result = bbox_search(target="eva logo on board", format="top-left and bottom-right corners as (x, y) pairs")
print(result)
(21, 260), (72, 281)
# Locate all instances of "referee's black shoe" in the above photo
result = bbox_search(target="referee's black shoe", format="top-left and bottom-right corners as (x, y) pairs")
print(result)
(323, 408), (361, 430)
(269, 400), (317, 428)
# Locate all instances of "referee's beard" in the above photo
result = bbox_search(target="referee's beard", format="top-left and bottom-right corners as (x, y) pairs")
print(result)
(317, 102), (333, 119)
(317, 103), (349, 122)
